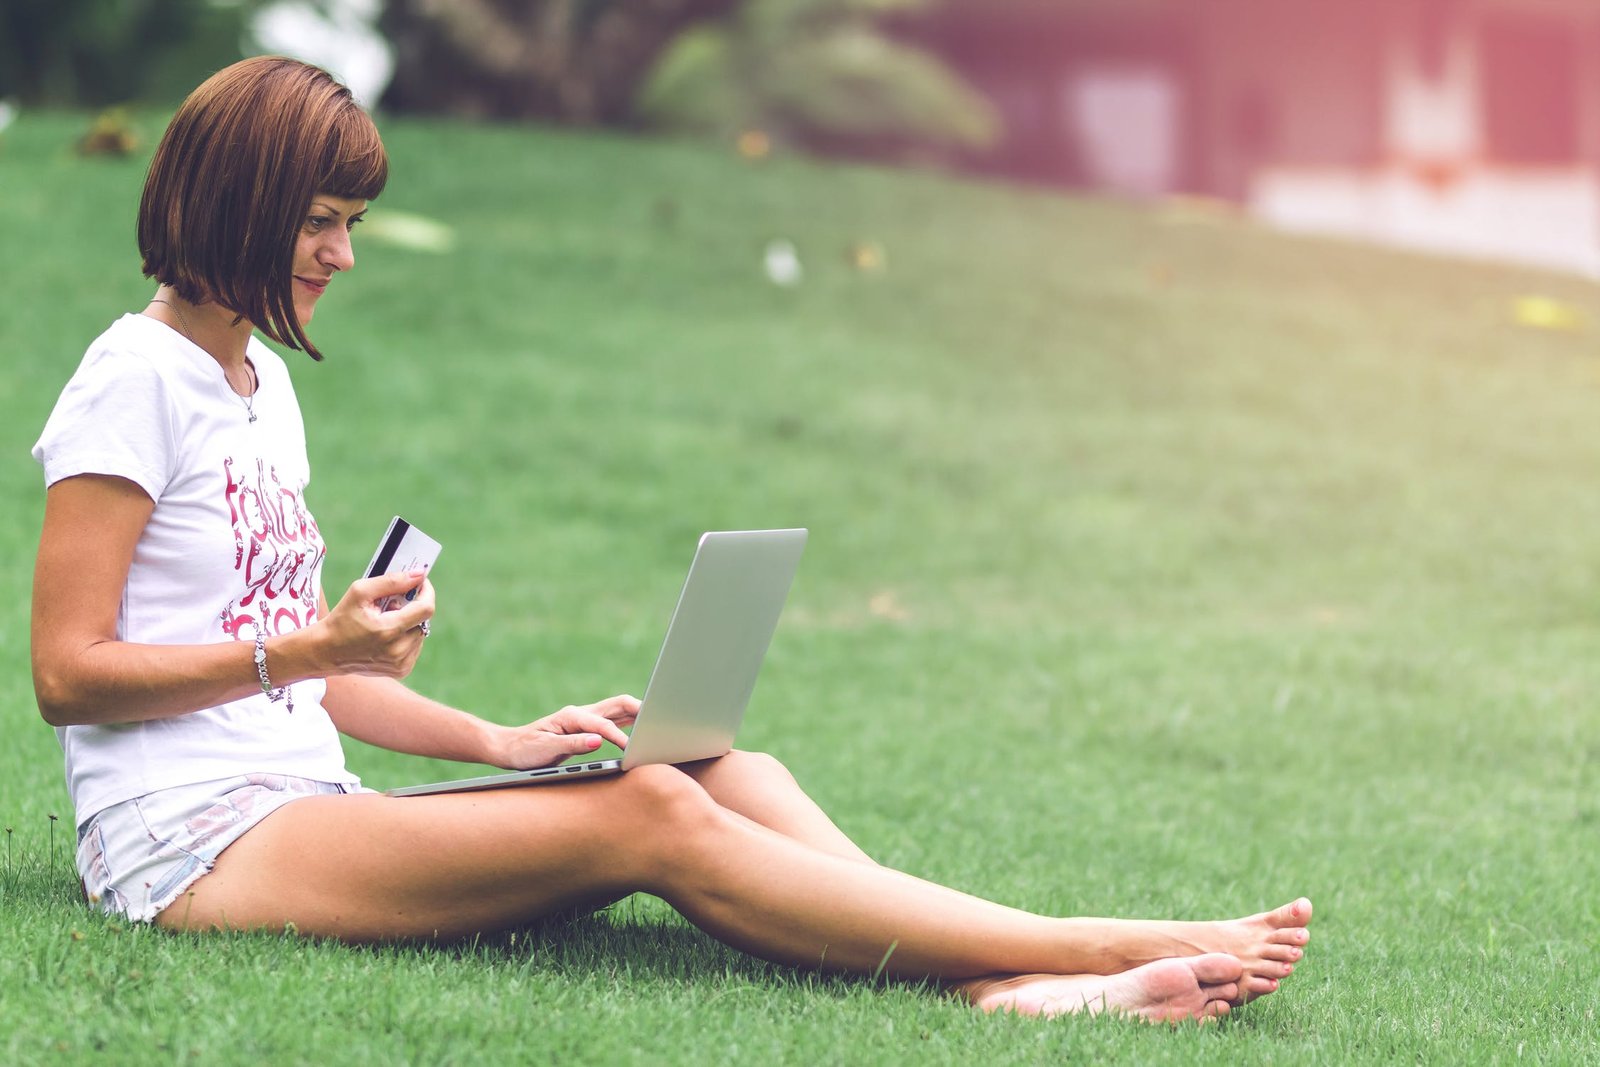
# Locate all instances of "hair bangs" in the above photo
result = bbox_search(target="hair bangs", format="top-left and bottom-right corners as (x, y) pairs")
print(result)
(320, 109), (388, 202)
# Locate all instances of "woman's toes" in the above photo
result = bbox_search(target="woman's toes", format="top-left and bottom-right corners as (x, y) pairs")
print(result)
(1188, 953), (1243, 984)
(1262, 944), (1303, 963)
(1265, 898), (1312, 928)
(1204, 981), (1240, 1004)
(1269, 927), (1310, 946)
(1260, 895), (1312, 927)
(1240, 975), (1280, 999)
(1204, 999), (1231, 1018)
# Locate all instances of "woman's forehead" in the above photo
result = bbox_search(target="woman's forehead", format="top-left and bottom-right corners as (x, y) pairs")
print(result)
(309, 193), (368, 213)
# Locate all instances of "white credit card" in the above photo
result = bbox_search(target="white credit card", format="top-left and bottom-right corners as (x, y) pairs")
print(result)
(364, 516), (441, 611)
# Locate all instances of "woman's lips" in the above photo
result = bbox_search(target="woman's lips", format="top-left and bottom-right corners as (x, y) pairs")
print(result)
(295, 276), (329, 295)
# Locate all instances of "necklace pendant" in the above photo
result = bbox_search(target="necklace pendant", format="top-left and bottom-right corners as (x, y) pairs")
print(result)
(249, 412), (258, 424)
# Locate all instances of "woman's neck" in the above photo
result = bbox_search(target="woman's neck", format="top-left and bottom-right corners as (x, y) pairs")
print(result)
(145, 287), (256, 393)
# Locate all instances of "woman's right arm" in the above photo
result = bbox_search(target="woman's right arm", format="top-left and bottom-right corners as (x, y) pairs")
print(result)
(31, 473), (431, 727)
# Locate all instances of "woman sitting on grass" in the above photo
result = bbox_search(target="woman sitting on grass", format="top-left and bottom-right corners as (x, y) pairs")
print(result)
(29, 56), (1312, 1024)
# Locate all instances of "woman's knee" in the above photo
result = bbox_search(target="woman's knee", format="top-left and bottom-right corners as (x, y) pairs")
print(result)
(606, 765), (729, 881)
(738, 749), (799, 787)
(618, 764), (723, 830)
(697, 748), (796, 788)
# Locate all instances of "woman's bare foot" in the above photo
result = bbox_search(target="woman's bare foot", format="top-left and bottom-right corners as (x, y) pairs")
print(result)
(1138, 897), (1312, 1000)
(964, 953), (1243, 1024)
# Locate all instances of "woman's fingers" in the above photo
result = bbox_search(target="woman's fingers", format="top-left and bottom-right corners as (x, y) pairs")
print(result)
(355, 570), (427, 608)
(593, 694), (640, 724)
(323, 573), (434, 677)
(389, 577), (435, 632)
(523, 696), (640, 756)
(562, 733), (607, 757)
(572, 710), (630, 750)
(543, 702), (632, 749)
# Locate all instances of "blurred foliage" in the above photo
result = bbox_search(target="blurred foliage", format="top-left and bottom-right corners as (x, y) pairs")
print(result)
(638, 0), (998, 159)
(0, 0), (257, 107)
(379, 0), (740, 123)
(0, 0), (997, 161)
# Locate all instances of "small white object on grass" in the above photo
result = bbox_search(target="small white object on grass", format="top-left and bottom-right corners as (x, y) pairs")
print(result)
(764, 240), (803, 287)
(0, 100), (17, 137)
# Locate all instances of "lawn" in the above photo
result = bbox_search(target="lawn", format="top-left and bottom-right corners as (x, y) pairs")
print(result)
(2, 109), (1598, 1064)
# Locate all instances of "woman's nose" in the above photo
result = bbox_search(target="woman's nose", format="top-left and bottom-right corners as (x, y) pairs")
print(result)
(321, 229), (355, 273)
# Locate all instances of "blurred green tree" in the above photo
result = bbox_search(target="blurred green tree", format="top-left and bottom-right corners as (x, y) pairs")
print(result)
(0, 0), (254, 106)
(379, 0), (741, 122)
(637, 0), (998, 159)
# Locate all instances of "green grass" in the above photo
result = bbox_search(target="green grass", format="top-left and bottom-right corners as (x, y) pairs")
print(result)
(4, 110), (1600, 1064)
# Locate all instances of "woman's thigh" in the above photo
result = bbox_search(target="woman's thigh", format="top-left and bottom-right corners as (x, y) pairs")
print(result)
(159, 764), (714, 941)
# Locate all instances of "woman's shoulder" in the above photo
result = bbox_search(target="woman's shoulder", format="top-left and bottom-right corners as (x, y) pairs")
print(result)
(55, 315), (177, 395)
(34, 316), (195, 494)
(75, 314), (202, 388)
(39, 312), (226, 444)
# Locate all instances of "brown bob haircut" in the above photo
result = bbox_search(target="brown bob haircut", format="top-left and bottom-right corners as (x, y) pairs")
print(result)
(138, 56), (387, 361)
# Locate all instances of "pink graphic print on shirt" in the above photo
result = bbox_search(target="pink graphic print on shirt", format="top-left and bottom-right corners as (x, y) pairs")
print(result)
(217, 457), (325, 641)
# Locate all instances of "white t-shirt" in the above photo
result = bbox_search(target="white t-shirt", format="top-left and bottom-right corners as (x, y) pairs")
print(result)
(33, 314), (359, 825)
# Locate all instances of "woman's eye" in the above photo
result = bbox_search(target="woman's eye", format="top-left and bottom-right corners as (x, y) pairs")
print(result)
(305, 216), (328, 232)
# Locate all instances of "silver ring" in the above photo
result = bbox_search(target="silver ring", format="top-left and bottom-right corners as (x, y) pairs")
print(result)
(419, 619), (431, 637)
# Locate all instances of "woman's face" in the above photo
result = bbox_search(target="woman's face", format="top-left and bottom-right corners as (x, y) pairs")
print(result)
(292, 193), (367, 326)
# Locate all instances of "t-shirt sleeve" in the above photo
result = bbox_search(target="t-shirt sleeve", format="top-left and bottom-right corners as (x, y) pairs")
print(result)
(31, 349), (178, 502)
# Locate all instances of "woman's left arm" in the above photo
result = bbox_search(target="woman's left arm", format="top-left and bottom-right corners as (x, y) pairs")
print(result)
(317, 595), (639, 769)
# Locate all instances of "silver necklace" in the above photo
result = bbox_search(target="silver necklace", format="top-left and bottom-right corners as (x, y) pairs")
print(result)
(150, 296), (257, 423)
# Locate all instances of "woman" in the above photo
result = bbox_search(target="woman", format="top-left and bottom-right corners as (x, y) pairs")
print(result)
(30, 56), (1311, 1023)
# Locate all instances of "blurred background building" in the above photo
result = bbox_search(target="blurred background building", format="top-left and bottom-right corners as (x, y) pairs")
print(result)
(906, 0), (1600, 276)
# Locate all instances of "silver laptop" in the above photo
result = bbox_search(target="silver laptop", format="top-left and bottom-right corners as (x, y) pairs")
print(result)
(386, 529), (807, 797)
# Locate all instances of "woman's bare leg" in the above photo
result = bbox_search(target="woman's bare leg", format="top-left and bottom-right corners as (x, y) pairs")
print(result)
(527, 749), (875, 921)
(677, 751), (1301, 1008)
(160, 761), (1310, 1000)
(677, 751), (873, 863)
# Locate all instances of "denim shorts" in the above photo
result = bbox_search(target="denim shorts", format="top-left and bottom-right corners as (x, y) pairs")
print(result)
(75, 773), (366, 924)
